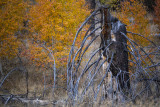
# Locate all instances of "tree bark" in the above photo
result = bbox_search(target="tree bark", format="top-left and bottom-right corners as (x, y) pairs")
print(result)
(0, 58), (4, 80)
(102, 7), (130, 94)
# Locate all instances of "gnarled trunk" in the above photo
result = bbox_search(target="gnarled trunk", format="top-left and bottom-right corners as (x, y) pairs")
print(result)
(101, 7), (130, 99)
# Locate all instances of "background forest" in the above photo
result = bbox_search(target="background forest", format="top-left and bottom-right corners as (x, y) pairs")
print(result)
(0, 0), (160, 106)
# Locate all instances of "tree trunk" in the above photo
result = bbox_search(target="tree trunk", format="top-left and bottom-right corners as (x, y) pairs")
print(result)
(0, 58), (4, 80)
(111, 21), (130, 91)
(102, 7), (130, 99)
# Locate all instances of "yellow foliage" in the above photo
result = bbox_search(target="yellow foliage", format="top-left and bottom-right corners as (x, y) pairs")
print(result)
(115, 0), (154, 73)
(0, 0), (90, 70)
(0, 0), (28, 58)
(116, 0), (151, 46)
(28, 0), (90, 68)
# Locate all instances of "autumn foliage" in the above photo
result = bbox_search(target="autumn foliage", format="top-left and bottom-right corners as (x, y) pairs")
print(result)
(0, 0), (90, 69)
(27, 0), (90, 68)
(114, 0), (155, 73)
(0, 0), (28, 58)
(116, 0), (151, 46)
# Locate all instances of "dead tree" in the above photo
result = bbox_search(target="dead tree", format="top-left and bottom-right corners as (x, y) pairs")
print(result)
(100, 7), (130, 99)
(67, 5), (159, 104)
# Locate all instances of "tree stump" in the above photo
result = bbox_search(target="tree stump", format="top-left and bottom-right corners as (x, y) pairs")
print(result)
(101, 6), (130, 101)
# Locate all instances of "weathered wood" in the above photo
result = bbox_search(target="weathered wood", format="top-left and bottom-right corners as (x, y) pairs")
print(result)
(101, 7), (111, 54)
(0, 58), (4, 81)
(0, 95), (50, 105)
(103, 7), (111, 43)
(111, 21), (130, 91)
(102, 7), (130, 94)
(101, 7), (113, 99)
